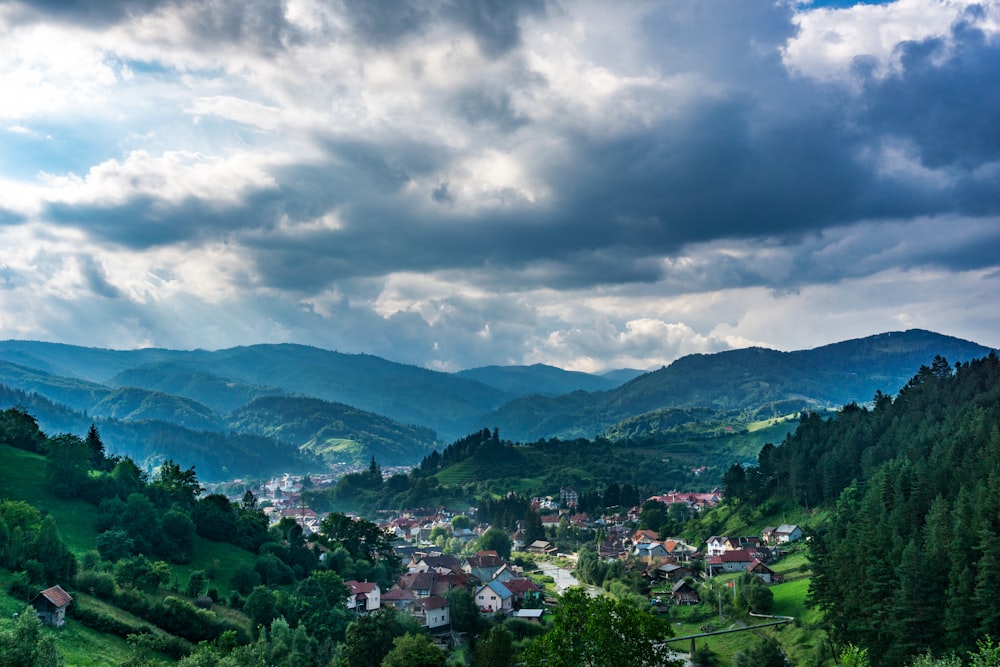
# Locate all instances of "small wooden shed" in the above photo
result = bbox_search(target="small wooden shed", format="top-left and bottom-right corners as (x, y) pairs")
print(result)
(31, 585), (73, 627)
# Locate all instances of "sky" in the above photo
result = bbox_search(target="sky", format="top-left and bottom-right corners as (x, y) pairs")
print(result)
(0, 0), (998, 373)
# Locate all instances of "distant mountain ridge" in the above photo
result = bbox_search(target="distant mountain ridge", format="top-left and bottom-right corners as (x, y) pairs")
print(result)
(0, 329), (993, 478)
(483, 329), (995, 441)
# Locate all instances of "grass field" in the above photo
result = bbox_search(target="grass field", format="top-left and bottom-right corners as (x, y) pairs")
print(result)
(0, 444), (101, 554)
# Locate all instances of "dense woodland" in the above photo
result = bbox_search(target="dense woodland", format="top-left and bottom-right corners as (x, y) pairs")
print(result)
(727, 353), (1000, 665)
(305, 426), (716, 517)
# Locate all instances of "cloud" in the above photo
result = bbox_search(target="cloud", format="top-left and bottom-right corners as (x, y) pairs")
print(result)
(0, 0), (997, 371)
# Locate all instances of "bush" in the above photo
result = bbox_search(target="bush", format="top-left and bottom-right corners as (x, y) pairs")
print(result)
(6, 570), (33, 601)
(75, 569), (117, 598)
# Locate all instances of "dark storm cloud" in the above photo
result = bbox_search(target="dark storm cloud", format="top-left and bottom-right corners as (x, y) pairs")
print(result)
(43, 190), (283, 249)
(445, 0), (545, 56)
(861, 21), (1000, 174)
(78, 254), (122, 299)
(452, 86), (528, 130)
(339, 0), (544, 55)
(14, 0), (297, 53)
(339, 0), (433, 45)
(12, 0), (169, 26)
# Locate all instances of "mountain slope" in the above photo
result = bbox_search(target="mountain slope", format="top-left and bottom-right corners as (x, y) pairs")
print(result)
(453, 363), (621, 395)
(484, 330), (996, 441)
(225, 396), (438, 466)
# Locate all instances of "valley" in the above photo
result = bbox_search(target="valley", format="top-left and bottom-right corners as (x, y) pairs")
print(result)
(0, 331), (996, 665)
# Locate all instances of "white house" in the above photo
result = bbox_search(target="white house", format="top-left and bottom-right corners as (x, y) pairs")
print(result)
(475, 580), (514, 614)
(345, 580), (380, 613)
(415, 596), (450, 629)
(774, 524), (803, 543)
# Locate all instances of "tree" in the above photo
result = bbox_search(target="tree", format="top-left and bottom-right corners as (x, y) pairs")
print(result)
(451, 515), (473, 531)
(44, 433), (91, 498)
(97, 528), (135, 562)
(113, 555), (170, 593)
(838, 644), (870, 667)
(243, 586), (278, 632)
(381, 633), (445, 667)
(319, 512), (399, 568)
(85, 423), (109, 469)
(732, 636), (786, 667)
(472, 625), (514, 667)
(161, 510), (196, 563)
(445, 588), (480, 634)
(336, 608), (409, 667)
(192, 494), (238, 542)
(0, 605), (63, 667)
(0, 408), (46, 453)
(151, 460), (203, 509)
(476, 527), (512, 560)
(523, 588), (680, 667)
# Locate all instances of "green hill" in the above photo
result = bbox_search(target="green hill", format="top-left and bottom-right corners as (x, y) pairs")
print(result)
(226, 395), (439, 466)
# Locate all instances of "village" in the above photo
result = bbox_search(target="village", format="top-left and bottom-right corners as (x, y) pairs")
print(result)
(204, 471), (805, 638)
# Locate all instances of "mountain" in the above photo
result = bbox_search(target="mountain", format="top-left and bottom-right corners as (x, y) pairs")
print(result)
(482, 330), (996, 441)
(0, 342), (510, 442)
(0, 330), (993, 477)
(225, 396), (438, 467)
(453, 363), (623, 395)
(599, 368), (648, 384)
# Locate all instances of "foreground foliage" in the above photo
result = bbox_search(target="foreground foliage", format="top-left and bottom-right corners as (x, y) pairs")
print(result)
(522, 587), (681, 667)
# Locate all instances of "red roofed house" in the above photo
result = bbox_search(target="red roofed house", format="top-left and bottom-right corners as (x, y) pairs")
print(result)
(708, 549), (756, 575)
(414, 595), (450, 629)
(345, 580), (381, 613)
(32, 585), (73, 627)
(747, 559), (777, 584)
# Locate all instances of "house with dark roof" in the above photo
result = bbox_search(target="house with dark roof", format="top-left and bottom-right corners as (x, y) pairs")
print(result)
(747, 558), (777, 584)
(670, 580), (700, 605)
(31, 585), (72, 627)
(414, 595), (450, 629)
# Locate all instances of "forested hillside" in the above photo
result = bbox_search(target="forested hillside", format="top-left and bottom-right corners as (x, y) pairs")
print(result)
(484, 330), (993, 441)
(728, 352), (1000, 665)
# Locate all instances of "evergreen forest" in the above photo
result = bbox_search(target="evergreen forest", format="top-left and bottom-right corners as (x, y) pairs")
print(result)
(726, 352), (1000, 665)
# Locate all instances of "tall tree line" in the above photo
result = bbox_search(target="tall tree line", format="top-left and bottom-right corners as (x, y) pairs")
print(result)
(731, 353), (1000, 665)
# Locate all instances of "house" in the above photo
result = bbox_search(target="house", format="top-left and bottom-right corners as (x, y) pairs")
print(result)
(475, 580), (514, 614)
(598, 538), (627, 559)
(345, 580), (380, 613)
(511, 608), (545, 622)
(527, 540), (557, 555)
(705, 536), (729, 557)
(708, 549), (756, 575)
(670, 580), (700, 605)
(381, 588), (416, 611)
(465, 551), (507, 581)
(560, 487), (578, 507)
(410, 554), (464, 575)
(394, 570), (467, 598)
(633, 529), (660, 544)
(504, 578), (542, 607)
(657, 563), (693, 583)
(632, 542), (669, 562)
(747, 559), (777, 584)
(773, 524), (803, 544)
(31, 585), (72, 627)
(414, 595), (450, 629)
(662, 539), (697, 561)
